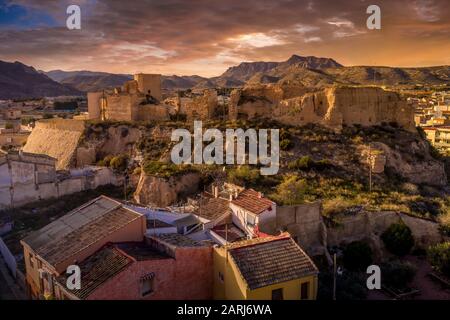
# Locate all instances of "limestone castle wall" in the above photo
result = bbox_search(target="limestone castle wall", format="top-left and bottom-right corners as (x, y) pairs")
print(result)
(230, 85), (415, 131)
(180, 89), (219, 120)
(134, 73), (162, 101)
(87, 74), (169, 122)
(105, 94), (140, 121)
(87, 92), (103, 120)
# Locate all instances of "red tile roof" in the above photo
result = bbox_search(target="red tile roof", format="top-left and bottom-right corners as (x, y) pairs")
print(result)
(231, 189), (274, 215)
(58, 245), (132, 300)
(228, 236), (318, 290)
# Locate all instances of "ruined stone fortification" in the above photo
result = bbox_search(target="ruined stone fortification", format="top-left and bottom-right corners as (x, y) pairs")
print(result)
(259, 202), (443, 261)
(88, 73), (170, 122)
(326, 211), (442, 260)
(134, 171), (201, 207)
(23, 119), (85, 170)
(180, 89), (219, 120)
(230, 85), (415, 131)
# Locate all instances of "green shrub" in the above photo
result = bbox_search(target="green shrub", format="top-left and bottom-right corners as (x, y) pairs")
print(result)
(270, 174), (308, 205)
(381, 222), (414, 256)
(109, 154), (129, 172)
(288, 156), (331, 171)
(280, 139), (293, 151)
(288, 156), (312, 170)
(143, 160), (193, 178)
(427, 242), (450, 277)
(343, 241), (373, 271)
(227, 165), (260, 187)
(381, 261), (416, 290)
(102, 155), (114, 167)
(318, 271), (367, 300)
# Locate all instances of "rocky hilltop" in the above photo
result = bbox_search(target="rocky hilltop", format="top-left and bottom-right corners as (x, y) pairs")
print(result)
(230, 85), (415, 131)
(0, 60), (81, 99)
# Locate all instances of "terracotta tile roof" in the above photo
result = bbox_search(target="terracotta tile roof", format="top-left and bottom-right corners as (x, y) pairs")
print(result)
(149, 233), (205, 248)
(58, 245), (132, 299)
(228, 236), (318, 290)
(194, 194), (231, 222)
(231, 189), (274, 215)
(22, 196), (143, 267)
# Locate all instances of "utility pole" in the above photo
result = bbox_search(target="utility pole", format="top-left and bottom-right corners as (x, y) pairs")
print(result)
(333, 253), (337, 301)
(368, 144), (373, 193)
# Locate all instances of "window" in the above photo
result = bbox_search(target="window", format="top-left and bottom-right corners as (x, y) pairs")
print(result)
(218, 272), (224, 283)
(140, 273), (155, 297)
(300, 282), (309, 300)
(271, 288), (283, 300)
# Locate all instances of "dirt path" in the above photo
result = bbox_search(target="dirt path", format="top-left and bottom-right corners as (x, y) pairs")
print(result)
(406, 255), (450, 300)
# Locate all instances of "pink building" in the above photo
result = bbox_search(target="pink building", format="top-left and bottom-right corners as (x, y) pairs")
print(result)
(56, 233), (213, 300)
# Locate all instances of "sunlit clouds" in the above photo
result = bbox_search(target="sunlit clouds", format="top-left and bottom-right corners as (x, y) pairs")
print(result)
(0, 0), (448, 76)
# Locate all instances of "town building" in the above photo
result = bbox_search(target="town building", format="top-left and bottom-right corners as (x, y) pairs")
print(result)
(213, 234), (319, 300)
(229, 189), (276, 237)
(423, 126), (450, 153)
(54, 234), (213, 300)
(0, 150), (120, 208)
(20, 196), (213, 300)
(20, 196), (147, 299)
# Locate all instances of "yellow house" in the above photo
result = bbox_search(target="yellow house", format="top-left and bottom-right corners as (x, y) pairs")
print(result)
(213, 235), (319, 300)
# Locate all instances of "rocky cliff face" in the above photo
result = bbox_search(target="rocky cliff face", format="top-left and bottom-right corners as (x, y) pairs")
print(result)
(231, 85), (415, 132)
(133, 171), (201, 207)
(374, 141), (447, 186)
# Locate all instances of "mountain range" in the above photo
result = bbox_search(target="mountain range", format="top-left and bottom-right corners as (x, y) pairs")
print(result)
(0, 55), (449, 99)
(0, 61), (81, 100)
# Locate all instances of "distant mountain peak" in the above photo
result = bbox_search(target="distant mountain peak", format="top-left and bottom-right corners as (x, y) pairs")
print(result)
(0, 60), (81, 99)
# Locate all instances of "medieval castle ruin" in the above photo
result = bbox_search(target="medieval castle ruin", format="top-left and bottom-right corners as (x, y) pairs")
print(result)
(228, 84), (415, 131)
(86, 72), (414, 133)
(88, 73), (170, 122)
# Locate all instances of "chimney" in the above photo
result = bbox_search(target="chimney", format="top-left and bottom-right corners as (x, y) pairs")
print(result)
(258, 192), (263, 199)
(212, 185), (219, 198)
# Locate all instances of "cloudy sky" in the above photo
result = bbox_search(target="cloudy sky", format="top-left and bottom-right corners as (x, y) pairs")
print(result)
(0, 0), (448, 76)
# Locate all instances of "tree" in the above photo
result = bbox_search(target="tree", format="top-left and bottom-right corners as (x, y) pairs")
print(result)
(381, 261), (416, 290)
(272, 174), (308, 205)
(109, 154), (129, 172)
(343, 241), (373, 271)
(427, 242), (450, 277)
(381, 222), (414, 256)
